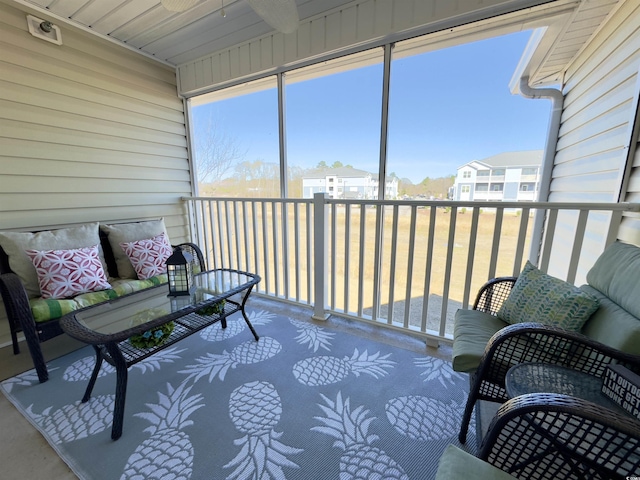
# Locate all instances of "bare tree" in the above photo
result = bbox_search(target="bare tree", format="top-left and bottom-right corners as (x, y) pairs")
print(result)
(193, 115), (246, 183)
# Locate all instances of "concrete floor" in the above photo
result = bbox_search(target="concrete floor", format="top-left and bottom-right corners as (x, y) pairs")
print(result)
(0, 335), (83, 479)
(0, 297), (462, 480)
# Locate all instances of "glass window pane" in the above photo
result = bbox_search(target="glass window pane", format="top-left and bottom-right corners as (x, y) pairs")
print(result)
(387, 31), (549, 201)
(285, 50), (384, 199)
(191, 77), (280, 198)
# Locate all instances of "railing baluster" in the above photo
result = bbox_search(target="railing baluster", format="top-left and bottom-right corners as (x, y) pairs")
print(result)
(216, 200), (225, 268)
(488, 207), (504, 279)
(567, 209), (589, 284)
(281, 201), (290, 300)
(312, 193), (328, 320)
(330, 203), (337, 311)
(440, 206), (457, 337)
(272, 202), (281, 297)
(344, 203), (351, 315)
(294, 203), (301, 303)
(421, 206), (436, 333)
(372, 204), (384, 322)
(243, 201), (250, 274)
(306, 202), (312, 304)
(606, 210), (623, 247)
(403, 206), (417, 329)
(234, 201), (242, 271)
(199, 201), (211, 268)
(540, 208), (558, 272)
(387, 205), (399, 325)
(357, 204), (366, 317)
(251, 201), (261, 294)
(262, 201), (270, 294)
(462, 207), (480, 309)
(513, 207), (530, 276)
(207, 201), (217, 269)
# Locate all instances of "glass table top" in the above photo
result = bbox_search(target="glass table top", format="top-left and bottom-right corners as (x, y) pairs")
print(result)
(73, 270), (256, 336)
(506, 362), (629, 416)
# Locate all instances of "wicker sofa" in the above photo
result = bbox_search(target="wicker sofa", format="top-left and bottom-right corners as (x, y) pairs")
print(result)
(0, 219), (204, 383)
(452, 240), (640, 444)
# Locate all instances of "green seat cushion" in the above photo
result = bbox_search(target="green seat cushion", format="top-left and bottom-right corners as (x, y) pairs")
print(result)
(497, 261), (599, 331)
(109, 274), (167, 296)
(436, 445), (514, 480)
(453, 308), (508, 372)
(30, 275), (168, 322)
(586, 241), (640, 319)
(74, 288), (119, 308)
(580, 285), (640, 355)
(30, 297), (79, 323)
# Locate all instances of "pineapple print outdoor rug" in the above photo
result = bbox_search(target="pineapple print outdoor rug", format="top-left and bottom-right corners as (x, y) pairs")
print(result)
(1, 304), (476, 480)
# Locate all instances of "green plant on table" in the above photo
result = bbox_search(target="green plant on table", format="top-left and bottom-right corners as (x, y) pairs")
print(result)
(129, 321), (175, 349)
(196, 300), (226, 316)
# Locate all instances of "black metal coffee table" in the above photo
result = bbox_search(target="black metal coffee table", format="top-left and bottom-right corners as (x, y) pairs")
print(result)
(60, 269), (260, 440)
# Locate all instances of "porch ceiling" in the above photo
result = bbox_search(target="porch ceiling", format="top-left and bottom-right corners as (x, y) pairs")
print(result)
(10, 0), (353, 66)
(8, 0), (622, 83)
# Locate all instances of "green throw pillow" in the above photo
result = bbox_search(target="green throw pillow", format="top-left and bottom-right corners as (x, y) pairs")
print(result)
(497, 261), (599, 331)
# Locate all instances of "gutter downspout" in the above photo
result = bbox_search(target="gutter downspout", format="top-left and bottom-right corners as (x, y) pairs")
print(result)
(517, 76), (564, 264)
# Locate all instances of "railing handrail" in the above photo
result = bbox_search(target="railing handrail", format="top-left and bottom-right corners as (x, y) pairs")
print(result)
(183, 195), (640, 212)
(182, 196), (311, 205)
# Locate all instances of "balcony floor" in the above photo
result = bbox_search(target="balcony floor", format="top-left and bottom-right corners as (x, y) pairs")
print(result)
(0, 295), (453, 479)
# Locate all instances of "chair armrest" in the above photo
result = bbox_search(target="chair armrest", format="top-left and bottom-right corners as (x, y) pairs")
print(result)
(472, 276), (517, 315)
(173, 242), (206, 272)
(0, 272), (35, 333)
(479, 392), (640, 479)
(0, 272), (45, 368)
(476, 322), (640, 392)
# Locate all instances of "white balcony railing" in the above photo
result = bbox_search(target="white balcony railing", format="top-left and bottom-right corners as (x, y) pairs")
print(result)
(184, 194), (640, 345)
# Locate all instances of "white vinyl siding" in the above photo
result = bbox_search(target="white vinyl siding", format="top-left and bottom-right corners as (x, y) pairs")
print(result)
(545, 0), (640, 282)
(178, 0), (557, 96)
(0, 2), (190, 346)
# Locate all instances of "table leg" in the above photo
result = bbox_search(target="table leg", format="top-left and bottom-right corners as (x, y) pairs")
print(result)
(105, 343), (128, 441)
(240, 286), (259, 341)
(82, 345), (103, 403)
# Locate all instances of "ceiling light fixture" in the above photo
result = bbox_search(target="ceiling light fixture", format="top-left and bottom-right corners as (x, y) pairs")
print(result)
(160, 0), (199, 12)
(246, 0), (299, 34)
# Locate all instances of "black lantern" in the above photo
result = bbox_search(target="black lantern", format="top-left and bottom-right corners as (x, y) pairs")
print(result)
(166, 247), (195, 296)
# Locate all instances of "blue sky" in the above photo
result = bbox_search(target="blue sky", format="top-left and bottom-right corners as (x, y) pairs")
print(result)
(193, 30), (551, 183)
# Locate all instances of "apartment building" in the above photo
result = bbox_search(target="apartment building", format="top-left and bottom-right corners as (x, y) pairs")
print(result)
(451, 150), (543, 202)
(302, 167), (399, 200)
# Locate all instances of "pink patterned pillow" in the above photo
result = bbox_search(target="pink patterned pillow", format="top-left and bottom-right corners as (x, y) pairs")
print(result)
(120, 233), (173, 280)
(25, 245), (111, 299)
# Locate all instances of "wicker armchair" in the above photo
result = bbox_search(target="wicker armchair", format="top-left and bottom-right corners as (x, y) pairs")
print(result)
(458, 276), (640, 443)
(479, 392), (640, 479)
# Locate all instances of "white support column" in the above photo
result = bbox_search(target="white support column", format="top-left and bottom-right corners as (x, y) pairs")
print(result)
(312, 192), (329, 321)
